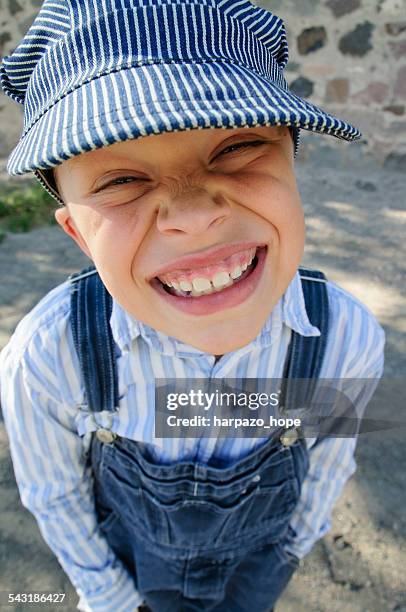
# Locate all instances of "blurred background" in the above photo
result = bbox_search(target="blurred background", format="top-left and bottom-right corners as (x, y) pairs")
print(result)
(0, 0), (405, 611)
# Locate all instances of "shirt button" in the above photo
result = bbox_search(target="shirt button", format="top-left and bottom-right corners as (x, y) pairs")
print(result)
(96, 428), (117, 444)
(252, 474), (261, 482)
(280, 427), (299, 447)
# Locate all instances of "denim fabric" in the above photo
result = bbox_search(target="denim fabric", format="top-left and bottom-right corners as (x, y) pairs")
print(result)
(92, 433), (308, 611)
(70, 267), (119, 413)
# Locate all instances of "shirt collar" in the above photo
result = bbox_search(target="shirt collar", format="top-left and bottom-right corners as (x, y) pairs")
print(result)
(282, 270), (322, 337)
(110, 270), (321, 355)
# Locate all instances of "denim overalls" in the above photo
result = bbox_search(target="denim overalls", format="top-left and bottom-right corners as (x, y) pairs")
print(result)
(70, 267), (329, 612)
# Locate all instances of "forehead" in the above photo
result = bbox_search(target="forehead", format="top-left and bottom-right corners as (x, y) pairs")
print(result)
(57, 125), (288, 174)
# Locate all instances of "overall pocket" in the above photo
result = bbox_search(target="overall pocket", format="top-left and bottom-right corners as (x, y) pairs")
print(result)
(95, 437), (306, 555)
(139, 482), (265, 548)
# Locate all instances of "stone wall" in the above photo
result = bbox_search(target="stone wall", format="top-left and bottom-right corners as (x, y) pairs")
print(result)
(261, 0), (406, 169)
(0, 0), (405, 170)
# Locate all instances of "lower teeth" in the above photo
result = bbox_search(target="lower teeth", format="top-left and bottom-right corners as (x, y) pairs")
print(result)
(161, 256), (258, 298)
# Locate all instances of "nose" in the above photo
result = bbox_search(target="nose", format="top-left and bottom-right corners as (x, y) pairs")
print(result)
(156, 188), (231, 236)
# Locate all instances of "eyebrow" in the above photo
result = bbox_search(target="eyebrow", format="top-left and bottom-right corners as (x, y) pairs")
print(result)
(65, 153), (143, 174)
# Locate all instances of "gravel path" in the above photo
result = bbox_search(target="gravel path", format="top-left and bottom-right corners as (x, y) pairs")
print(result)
(0, 147), (405, 612)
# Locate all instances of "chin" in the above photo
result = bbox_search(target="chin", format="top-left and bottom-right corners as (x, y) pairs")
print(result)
(186, 326), (261, 355)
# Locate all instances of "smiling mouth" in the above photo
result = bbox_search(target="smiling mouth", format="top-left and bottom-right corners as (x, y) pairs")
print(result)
(154, 247), (262, 298)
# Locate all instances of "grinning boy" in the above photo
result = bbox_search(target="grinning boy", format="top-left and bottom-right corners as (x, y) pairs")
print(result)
(0, 0), (384, 611)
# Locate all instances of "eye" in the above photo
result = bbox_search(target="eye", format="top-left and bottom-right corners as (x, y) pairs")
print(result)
(217, 140), (266, 158)
(100, 175), (141, 189)
(110, 176), (138, 185)
(92, 174), (151, 195)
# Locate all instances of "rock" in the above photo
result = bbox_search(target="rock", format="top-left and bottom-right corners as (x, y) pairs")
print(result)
(384, 152), (406, 172)
(326, 0), (362, 18)
(8, 0), (23, 15)
(350, 583), (364, 591)
(388, 40), (406, 59)
(297, 26), (327, 55)
(339, 22), (375, 57)
(385, 21), (406, 35)
(352, 81), (389, 105)
(290, 76), (314, 97)
(325, 78), (349, 103)
(384, 104), (405, 115)
(323, 537), (371, 589)
(333, 535), (351, 550)
(394, 65), (406, 99)
(285, 61), (301, 73)
(355, 180), (377, 192)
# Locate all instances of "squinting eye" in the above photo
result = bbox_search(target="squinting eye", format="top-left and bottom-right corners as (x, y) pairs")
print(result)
(219, 140), (266, 157)
(94, 175), (148, 193)
(103, 176), (139, 188)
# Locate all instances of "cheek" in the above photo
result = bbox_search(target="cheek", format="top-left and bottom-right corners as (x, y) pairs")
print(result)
(272, 196), (305, 261)
(234, 173), (304, 233)
(80, 205), (152, 270)
(240, 175), (305, 269)
(69, 206), (106, 246)
(93, 205), (139, 235)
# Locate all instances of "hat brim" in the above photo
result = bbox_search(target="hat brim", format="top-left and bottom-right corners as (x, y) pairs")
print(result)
(7, 60), (361, 176)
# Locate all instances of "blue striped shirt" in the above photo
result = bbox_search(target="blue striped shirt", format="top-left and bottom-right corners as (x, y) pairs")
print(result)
(0, 270), (385, 612)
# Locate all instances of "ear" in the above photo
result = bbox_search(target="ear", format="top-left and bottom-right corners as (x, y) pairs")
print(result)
(54, 207), (92, 260)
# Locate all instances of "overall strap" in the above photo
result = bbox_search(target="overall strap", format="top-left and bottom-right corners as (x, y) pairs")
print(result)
(69, 265), (119, 413)
(287, 267), (329, 379)
(280, 267), (329, 411)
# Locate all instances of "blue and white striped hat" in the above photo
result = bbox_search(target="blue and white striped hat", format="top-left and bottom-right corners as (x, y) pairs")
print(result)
(1, 0), (361, 202)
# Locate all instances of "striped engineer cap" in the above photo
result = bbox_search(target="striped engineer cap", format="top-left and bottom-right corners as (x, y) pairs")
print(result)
(0, 0), (362, 203)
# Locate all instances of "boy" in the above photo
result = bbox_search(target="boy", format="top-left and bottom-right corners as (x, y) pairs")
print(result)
(0, 0), (384, 611)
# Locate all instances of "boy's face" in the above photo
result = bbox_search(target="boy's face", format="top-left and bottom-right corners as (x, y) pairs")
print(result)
(54, 126), (305, 355)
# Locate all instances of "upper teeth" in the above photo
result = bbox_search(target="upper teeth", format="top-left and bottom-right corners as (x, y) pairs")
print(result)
(212, 271), (232, 289)
(191, 278), (212, 292)
(231, 265), (242, 279)
(163, 255), (255, 296)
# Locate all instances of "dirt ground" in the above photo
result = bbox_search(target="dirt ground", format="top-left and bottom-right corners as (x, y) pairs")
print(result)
(0, 141), (405, 612)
